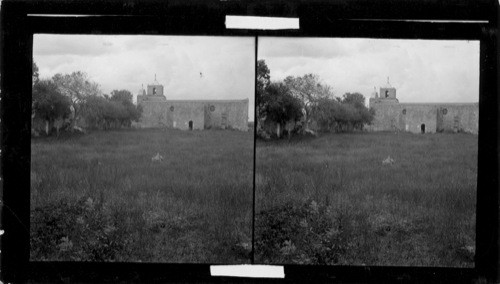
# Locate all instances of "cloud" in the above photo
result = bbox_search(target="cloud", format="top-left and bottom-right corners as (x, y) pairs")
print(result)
(259, 37), (348, 59)
(33, 35), (478, 123)
(34, 35), (256, 120)
(259, 38), (479, 104)
(35, 35), (120, 56)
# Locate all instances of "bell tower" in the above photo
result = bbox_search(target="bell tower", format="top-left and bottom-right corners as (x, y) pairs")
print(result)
(138, 75), (167, 104)
(147, 74), (165, 97)
(380, 77), (396, 100)
(369, 77), (399, 107)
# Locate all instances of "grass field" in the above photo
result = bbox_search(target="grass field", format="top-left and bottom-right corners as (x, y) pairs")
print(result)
(255, 132), (477, 267)
(30, 128), (253, 263)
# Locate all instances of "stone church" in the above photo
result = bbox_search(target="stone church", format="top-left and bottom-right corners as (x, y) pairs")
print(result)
(368, 79), (478, 134)
(136, 77), (249, 131)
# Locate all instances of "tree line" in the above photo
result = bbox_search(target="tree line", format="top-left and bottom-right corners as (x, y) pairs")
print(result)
(32, 62), (142, 136)
(256, 60), (375, 138)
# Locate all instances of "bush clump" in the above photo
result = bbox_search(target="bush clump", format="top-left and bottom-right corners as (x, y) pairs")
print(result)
(255, 200), (355, 264)
(31, 197), (128, 261)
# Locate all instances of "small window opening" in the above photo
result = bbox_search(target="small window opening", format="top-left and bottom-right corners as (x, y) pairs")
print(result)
(421, 124), (426, 134)
(385, 90), (389, 98)
(189, 120), (193, 130)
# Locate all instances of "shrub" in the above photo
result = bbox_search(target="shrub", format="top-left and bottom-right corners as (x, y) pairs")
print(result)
(31, 197), (129, 261)
(255, 200), (355, 264)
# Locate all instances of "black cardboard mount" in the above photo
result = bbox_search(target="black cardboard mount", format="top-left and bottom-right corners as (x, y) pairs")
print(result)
(1, 0), (498, 282)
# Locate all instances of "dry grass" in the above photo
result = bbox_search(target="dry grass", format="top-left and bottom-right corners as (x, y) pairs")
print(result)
(255, 131), (477, 267)
(31, 128), (253, 263)
(31, 129), (477, 265)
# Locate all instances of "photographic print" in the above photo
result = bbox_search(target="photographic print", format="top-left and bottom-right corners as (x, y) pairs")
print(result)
(255, 38), (478, 267)
(30, 35), (255, 263)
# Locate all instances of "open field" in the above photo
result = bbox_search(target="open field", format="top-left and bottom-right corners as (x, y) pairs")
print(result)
(31, 128), (253, 263)
(255, 132), (477, 267)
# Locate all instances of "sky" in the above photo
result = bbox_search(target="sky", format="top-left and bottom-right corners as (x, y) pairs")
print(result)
(34, 35), (479, 122)
(34, 35), (256, 120)
(259, 38), (480, 105)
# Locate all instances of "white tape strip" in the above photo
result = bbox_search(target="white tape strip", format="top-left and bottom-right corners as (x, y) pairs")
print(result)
(225, 16), (299, 30)
(210, 265), (285, 278)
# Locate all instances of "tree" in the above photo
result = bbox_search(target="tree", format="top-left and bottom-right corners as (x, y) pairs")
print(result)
(31, 62), (40, 124)
(342, 92), (365, 109)
(262, 82), (303, 137)
(80, 95), (106, 129)
(81, 90), (143, 130)
(103, 99), (128, 129)
(341, 92), (374, 130)
(32, 61), (39, 86)
(110, 89), (142, 126)
(311, 97), (342, 132)
(110, 89), (133, 105)
(32, 79), (71, 135)
(335, 103), (360, 132)
(256, 60), (271, 118)
(52, 71), (101, 129)
(311, 92), (375, 133)
(283, 74), (334, 129)
(257, 60), (271, 93)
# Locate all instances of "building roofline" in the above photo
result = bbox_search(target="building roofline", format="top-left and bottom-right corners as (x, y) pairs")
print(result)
(140, 98), (249, 103)
(397, 102), (479, 105)
(371, 99), (479, 106)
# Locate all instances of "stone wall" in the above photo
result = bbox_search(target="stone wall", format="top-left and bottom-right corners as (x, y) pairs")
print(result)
(369, 102), (479, 134)
(403, 104), (439, 133)
(437, 104), (479, 134)
(204, 99), (249, 131)
(139, 101), (173, 128)
(137, 94), (167, 105)
(137, 99), (248, 131)
(168, 101), (205, 130)
(369, 97), (399, 105)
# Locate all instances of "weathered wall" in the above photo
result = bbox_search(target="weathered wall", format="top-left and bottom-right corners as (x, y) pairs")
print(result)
(137, 99), (248, 131)
(204, 99), (249, 131)
(139, 101), (173, 128)
(169, 101), (205, 130)
(369, 97), (399, 105)
(371, 104), (444, 133)
(369, 102), (478, 134)
(137, 94), (167, 105)
(437, 104), (479, 134)
(403, 104), (438, 133)
(369, 103), (402, 132)
(228, 99), (249, 131)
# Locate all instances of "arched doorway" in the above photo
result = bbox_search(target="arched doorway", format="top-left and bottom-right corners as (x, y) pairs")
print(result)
(420, 124), (425, 134)
(189, 120), (193, 130)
